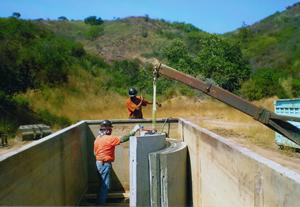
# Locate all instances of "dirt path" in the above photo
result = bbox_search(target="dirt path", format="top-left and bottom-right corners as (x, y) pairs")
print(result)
(0, 139), (34, 157)
(227, 136), (300, 173)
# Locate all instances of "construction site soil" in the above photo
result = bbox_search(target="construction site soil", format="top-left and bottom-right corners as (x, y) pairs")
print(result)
(1, 116), (300, 174)
(186, 116), (300, 174)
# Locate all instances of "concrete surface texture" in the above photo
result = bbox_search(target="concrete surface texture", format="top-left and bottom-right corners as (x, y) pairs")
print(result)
(1, 118), (300, 207)
(179, 118), (300, 207)
(0, 119), (180, 206)
(86, 119), (179, 193)
(149, 138), (187, 207)
(0, 121), (88, 206)
(129, 133), (166, 207)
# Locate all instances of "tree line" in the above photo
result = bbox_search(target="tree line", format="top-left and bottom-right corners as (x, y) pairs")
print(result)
(1, 16), (300, 134)
(1, 17), (300, 106)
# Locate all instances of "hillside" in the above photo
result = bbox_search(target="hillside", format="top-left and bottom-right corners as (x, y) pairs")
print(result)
(225, 2), (300, 72)
(34, 16), (208, 65)
(85, 17), (175, 64)
(31, 4), (300, 103)
(250, 2), (300, 70)
(251, 3), (300, 35)
(1, 3), (300, 136)
(1, 6), (300, 170)
(34, 3), (300, 75)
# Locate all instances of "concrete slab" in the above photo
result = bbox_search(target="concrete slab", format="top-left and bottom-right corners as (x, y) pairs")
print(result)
(149, 138), (187, 207)
(130, 133), (166, 207)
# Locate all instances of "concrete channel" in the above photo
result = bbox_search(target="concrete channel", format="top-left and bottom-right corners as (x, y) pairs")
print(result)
(0, 118), (300, 206)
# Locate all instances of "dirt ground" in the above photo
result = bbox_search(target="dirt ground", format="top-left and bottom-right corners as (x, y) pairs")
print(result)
(1, 116), (300, 174)
(185, 116), (300, 174)
(0, 139), (34, 157)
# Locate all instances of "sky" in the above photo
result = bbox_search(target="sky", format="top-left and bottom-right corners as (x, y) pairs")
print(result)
(0, 0), (299, 34)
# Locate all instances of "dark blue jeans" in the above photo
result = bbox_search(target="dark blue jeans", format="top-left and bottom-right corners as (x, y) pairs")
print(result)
(95, 161), (112, 206)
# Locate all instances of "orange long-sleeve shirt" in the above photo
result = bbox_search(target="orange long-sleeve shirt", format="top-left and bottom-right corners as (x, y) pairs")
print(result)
(126, 96), (151, 119)
(94, 135), (121, 162)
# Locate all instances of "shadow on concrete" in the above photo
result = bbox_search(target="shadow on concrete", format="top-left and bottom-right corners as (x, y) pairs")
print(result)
(186, 149), (193, 207)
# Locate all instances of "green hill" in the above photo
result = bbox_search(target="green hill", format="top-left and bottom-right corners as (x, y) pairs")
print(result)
(34, 16), (208, 64)
(225, 2), (300, 72)
(36, 3), (300, 75)
(1, 3), (300, 135)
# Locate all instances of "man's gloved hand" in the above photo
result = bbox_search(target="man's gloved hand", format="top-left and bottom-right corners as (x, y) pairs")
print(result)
(121, 124), (140, 143)
(129, 124), (140, 136)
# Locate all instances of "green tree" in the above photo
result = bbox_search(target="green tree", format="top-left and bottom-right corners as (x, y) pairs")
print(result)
(187, 31), (207, 54)
(291, 78), (300, 97)
(108, 60), (141, 89)
(194, 34), (251, 92)
(12, 12), (21, 19)
(240, 67), (287, 100)
(0, 17), (51, 94)
(243, 35), (277, 59)
(235, 22), (253, 44)
(58, 16), (68, 21)
(172, 21), (200, 33)
(0, 17), (91, 134)
(164, 39), (194, 75)
(85, 26), (104, 40)
(84, 16), (104, 25)
(144, 14), (149, 22)
(29, 37), (75, 86)
(0, 17), (86, 94)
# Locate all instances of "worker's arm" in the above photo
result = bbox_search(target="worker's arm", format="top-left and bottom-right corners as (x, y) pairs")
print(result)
(120, 124), (140, 143)
(140, 95), (162, 107)
(147, 100), (162, 107)
(135, 95), (144, 110)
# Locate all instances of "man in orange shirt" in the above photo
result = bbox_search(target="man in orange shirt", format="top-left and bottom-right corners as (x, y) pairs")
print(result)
(126, 87), (162, 119)
(94, 120), (140, 205)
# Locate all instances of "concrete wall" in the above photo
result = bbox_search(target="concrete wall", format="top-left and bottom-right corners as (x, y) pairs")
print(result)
(179, 118), (300, 207)
(130, 133), (167, 207)
(0, 121), (88, 206)
(3, 117), (299, 207)
(0, 118), (179, 206)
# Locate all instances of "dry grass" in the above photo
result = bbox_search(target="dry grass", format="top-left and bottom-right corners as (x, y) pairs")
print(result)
(22, 85), (279, 149)
(22, 87), (128, 122)
(150, 95), (280, 149)
(19, 69), (295, 152)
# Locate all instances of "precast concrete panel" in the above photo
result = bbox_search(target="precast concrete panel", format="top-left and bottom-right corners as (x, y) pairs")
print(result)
(149, 138), (187, 207)
(130, 133), (166, 207)
(160, 140), (187, 207)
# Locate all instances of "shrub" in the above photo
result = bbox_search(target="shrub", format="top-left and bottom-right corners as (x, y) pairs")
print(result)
(84, 16), (103, 25)
(163, 30), (182, 40)
(85, 26), (104, 40)
(240, 67), (287, 100)
(291, 78), (300, 97)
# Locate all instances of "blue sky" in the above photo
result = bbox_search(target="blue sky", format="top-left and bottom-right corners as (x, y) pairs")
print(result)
(0, 0), (299, 34)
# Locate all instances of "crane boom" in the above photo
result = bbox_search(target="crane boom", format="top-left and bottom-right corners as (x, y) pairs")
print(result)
(155, 63), (300, 146)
